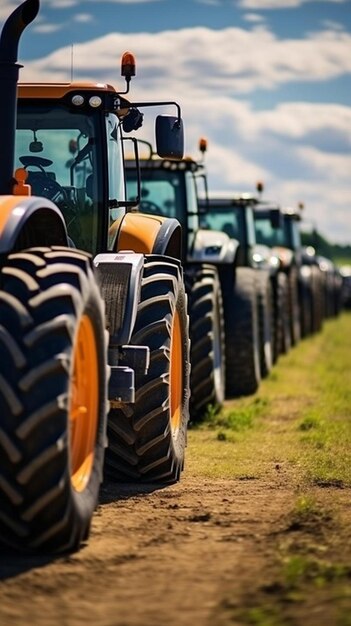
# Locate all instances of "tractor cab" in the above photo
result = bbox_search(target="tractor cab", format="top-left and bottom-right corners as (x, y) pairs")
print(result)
(17, 73), (184, 254)
(125, 147), (204, 261)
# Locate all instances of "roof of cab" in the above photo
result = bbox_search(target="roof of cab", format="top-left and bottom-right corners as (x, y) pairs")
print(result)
(18, 82), (119, 99)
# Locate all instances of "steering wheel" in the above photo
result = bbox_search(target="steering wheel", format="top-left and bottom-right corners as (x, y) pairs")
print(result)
(139, 200), (164, 216)
(19, 155), (53, 170)
(19, 155), (67, 201)
(19, 155), (79, 225)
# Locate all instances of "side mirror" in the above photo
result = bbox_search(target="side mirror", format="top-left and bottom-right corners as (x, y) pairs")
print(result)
(155, 115), (184, 159)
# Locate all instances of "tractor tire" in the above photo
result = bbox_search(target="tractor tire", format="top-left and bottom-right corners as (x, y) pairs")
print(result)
(287, 267), (301, 346)
(186, 265), (225, 421)
(299, 278), (313, 338)
(311, 265), (324, 333)
(275, 272), (291, 355)
(223, 267), (261, 397)
(0, 247), (108, 553)
(256, 271), (273, 378)
(104, 257), (190, 483)
(270, 275), (279, 362)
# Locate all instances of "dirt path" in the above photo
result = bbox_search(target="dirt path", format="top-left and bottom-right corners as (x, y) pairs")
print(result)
(0, 468), (350, 626)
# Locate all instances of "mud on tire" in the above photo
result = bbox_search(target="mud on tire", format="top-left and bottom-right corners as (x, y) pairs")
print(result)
(0, 247), (108, 553)
(104, 256), (190, 483)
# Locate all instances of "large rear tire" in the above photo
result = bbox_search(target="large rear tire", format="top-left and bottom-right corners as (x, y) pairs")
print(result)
(275, 272), (291, 355)
(186, 265), (225, 421)
(310, 265), (324, 333)
(223, 267), (261, 397)
(299, 278), (313, 338)
(104, 257), (190, 483)
(256, 271), (273, 378)
(287, 267), (301, 345)
(0, 247), (108, 553)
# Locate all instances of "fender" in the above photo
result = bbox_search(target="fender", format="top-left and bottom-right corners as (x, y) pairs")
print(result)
(189, 228), (237, 265)
(110, 211), (182, 260)
(0, 195), (68, 256)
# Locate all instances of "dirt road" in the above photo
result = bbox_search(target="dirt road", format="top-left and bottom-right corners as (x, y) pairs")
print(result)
(0, 466), (350, 626)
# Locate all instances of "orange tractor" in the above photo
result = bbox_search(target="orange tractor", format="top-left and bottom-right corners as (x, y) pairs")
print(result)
(0, 0), (190, 553)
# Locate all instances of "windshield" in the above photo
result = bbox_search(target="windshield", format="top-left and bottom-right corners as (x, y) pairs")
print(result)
(203, 205), (246, 243)
(254, 212), (300, 250)
(254, 213), (286, 247)
(126, 165), (186, 221)
(16, 102), (123, 254)
(106, 113), (125, 226)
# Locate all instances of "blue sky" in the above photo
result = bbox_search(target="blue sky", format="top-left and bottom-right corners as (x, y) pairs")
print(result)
(3, 0), (351, 244)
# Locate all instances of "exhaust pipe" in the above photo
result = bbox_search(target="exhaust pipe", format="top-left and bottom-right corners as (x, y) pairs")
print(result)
(0, 0), (40, 194)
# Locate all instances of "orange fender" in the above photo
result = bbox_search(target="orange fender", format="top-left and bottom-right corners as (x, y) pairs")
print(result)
(0, 195), (68, 253)
(110, 211), (182, 259)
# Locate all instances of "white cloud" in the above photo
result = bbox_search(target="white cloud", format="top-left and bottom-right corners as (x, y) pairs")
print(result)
(0, 1), (21, 20)
(47, 0), (77, 7)
(266, 179), (351, 243)
(92, 0), (165, 2)
(194, 0), (222, 5)
(243, 13), (266, 23)
(19, 26), (351, 93)
(296, 146), (351, 180)
(239, 0), (346, 8)
(199, 100), (351, 242)
(73, 13), (94, 23)
(204, 144), (270, 189)
(47, 0), (165, 5)
(16, 25), (351, 244)
(0, 0), (165, 19)
(30, 13), (94, 35)
(243, 102), (351, 142)
(31, 23), (63, 34)
(0, 0), (69, 20)
(198, 103), (351, 243)
(322, 19), (345, 31)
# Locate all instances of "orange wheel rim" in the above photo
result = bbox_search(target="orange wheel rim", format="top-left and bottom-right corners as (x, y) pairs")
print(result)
(70, 314), (99, 493)
(170, 309), (183, 434)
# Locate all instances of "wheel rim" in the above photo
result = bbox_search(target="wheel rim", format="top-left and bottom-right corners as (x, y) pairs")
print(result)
(70, 314), (99, 493)
(170, 309), (183, 434)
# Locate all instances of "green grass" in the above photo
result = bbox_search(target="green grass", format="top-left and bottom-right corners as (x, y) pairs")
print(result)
(282, 554), (351, 589)
(186, 313), (351, 487)
(187, 314), (351, 624)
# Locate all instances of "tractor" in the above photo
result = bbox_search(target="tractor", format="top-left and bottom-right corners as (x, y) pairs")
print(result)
(0, 0), (190, 554)
(254, 203), (325, 339)
(299, 221), (343, 320)
(125, 140), (235, 420)
(199, 192), (285, 396)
